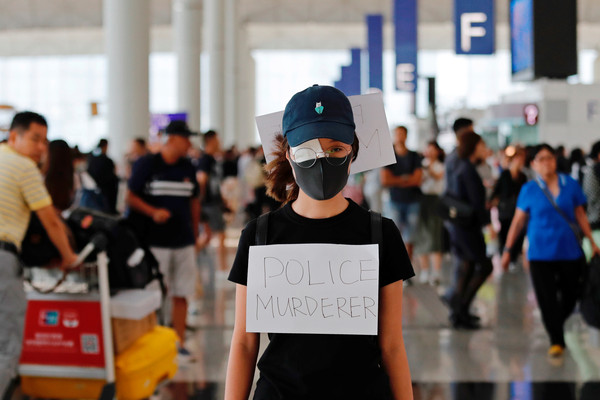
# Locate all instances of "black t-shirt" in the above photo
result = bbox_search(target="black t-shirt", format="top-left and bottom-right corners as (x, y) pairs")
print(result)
(87, 153), (119, 213)
(127, 153), (199, 248)
(491, 169), (527, 220)
(195, 154), (223, 205)
(385, 150), (422, 203)
(228, 199), (414, 400)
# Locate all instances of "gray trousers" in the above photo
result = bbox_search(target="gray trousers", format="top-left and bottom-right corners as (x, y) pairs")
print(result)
(0, 250), (26, 397)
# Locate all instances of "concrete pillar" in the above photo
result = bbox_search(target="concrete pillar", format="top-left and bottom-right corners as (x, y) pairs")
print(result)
(235, 27), (257, 149)
(204, 0), (226, 138)
(595, 53), (600, 83)
(103, 0), (150, 168)
(173, 0), (202, 132)
(223, 0), (237, 147)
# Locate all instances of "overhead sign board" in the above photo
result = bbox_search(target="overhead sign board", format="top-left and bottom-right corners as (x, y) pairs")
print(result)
(455, 0), (495, 55)
(394, 0), (418, 92)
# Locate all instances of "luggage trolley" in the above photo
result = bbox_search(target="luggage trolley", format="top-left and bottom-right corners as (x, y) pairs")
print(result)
(18, 233), (179, 400)
(18, 235), (118, 400)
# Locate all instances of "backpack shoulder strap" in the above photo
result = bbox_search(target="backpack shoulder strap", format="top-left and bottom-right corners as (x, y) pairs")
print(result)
(369, 210), (383, 259)
(255, 212), (270, 246)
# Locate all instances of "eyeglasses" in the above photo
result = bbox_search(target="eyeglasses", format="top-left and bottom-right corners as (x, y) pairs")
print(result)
(290, 146), (351, 168)
(534, 155), (555, 163)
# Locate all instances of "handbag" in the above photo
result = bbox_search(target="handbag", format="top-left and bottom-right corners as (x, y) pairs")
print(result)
(437, 194), (475, 226)
(580, 255), (600, 329)
(21, 213), (75, 267)
(68, 208), (165, 293)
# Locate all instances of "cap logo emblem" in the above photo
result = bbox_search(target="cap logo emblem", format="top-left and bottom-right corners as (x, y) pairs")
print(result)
(315, 102), (324, 114)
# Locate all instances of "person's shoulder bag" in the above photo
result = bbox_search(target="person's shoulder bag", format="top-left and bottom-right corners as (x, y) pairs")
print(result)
(437, 194), (475, 226)
(534, 177), (583, 244)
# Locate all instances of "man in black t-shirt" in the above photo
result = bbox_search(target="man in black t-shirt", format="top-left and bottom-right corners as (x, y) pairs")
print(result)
(445, 117), (474, 180)
(381, 126), (422, 260)
(126, 120), (200, 360)
(87, 138), (119, 214)
(196, 130), (228, 275)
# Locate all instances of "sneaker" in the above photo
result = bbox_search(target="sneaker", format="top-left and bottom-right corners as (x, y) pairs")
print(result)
(450, 313), (481, 330)
(548, 345), (565, 358)
(429, 271), (441, 286)
(177, 347), (196, 363)
(419, 270), (429, 285)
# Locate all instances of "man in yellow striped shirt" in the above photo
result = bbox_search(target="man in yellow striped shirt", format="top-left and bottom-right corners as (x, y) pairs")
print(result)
(0, 112), (77, 397)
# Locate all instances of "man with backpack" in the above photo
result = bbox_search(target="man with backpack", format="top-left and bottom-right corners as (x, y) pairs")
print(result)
(126, 120), (200, 361)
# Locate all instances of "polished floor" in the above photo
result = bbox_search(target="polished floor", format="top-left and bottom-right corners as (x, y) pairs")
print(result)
(13, 229), (600, 400)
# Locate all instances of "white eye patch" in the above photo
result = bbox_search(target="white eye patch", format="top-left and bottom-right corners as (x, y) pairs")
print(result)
(291, 139), (323, 163)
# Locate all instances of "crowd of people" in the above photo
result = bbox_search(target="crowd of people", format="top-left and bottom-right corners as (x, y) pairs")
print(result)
(0, 111), (280, 394)
(2, 103), (600, 396)
(378, 118), (600, 359)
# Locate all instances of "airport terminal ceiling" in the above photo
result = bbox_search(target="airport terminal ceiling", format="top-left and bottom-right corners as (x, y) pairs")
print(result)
(1, 0), (600, 54)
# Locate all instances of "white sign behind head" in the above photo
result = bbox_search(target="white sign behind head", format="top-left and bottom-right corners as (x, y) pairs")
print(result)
(255, 92), (396, 175)
(247, 244), (379, 335)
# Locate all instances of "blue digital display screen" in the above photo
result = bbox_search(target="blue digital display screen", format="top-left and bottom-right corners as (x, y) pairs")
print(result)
(510, 0), (534, 76)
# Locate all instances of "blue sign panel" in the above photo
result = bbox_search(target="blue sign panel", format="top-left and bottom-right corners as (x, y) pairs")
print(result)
(367, 14), (383, 91)
(347, 48), (362, 96)
(394, 0), (418, 92)
(334, 48), (362, 97)
(455, 0), (495, 55)
(510, 0), (533, 76)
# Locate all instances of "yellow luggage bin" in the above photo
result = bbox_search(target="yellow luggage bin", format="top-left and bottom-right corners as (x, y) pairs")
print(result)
(115, 326), (179, 400)
(21, 376), (105, 399)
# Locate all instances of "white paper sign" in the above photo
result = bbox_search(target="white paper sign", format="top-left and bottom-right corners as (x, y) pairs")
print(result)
(246, 244), (379, 335)
(255, 92), (396, 175)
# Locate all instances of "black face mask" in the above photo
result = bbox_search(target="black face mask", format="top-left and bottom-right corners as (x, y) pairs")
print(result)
(291, 156), (351, 201)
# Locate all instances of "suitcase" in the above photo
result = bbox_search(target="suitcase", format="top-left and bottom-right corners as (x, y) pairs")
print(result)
(21, 376), (105, 399)
(115, 326), (179, 400)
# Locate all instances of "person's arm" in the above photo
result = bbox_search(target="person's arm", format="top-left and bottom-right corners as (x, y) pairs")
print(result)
(380, 168), (422, 188)
(36, 205), (78, 268)
(501, 209), (529, 270)
(489, 172), (504, 206)
(404, 167), (422, 187)
(380, 168), (402, 188)
(224, 284), (260, 400)
(429, 163), (444, 181)
(379, 280), (413, 400)
(196, 171), (208, 202)
(575, 205), (600, 257)
(191, 198), (200, 241)
(405, 153), (424, 187)
(196, 221), (212, 251)
(126, 190), (170, 224)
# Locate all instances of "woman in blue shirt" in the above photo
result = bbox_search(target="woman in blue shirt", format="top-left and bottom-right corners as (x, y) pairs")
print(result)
(502, 144), (600, 359)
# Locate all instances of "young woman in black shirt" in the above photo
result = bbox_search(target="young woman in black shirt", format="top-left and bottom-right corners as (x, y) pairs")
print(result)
(490, 146), (527, 264)
(224, 85), (414, 399)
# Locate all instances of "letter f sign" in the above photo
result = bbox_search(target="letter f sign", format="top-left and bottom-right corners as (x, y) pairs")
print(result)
(461, 12), (487, 52)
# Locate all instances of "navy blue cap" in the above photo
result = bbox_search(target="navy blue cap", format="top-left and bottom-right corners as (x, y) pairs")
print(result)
(164, 120), (196, 137)
(282, 85), (356, 147)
